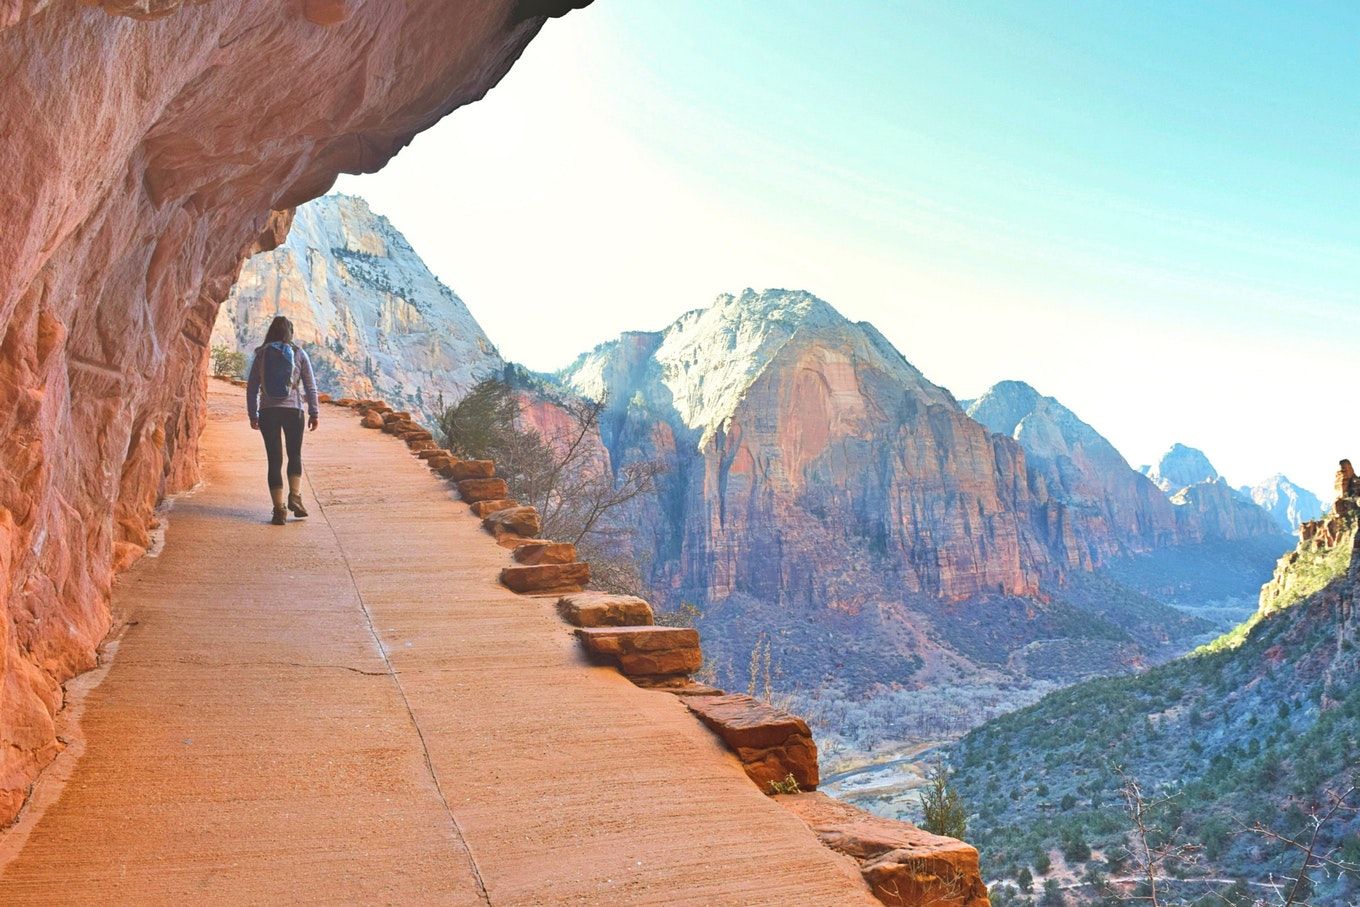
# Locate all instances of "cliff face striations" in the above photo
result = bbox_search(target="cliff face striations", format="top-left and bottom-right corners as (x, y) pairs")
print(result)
(0, 0), (585, 822)
(966, 380), (1182, 570)
(563, 290), (1055, 608)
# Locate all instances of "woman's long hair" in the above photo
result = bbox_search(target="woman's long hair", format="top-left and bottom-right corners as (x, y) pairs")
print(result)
(260, 315), (294, 349)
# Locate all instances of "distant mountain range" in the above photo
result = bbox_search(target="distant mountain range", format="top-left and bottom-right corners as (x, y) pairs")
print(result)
(1242, 473), (1325, 534)
(222, 194), (1297, 739)
(558, 288), (1293, 697)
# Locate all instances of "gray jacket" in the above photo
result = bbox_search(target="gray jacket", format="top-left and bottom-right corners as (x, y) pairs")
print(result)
(246, 344), (319, 420)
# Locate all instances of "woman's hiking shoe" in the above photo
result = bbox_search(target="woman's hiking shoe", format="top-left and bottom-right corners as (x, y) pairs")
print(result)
(287, 494), (308, 518)
(271, 505), (288, 525)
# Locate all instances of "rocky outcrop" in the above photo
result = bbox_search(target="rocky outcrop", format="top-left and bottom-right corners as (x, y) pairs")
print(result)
(1337, 459), (1360, 501)
(483, 504), (542, 539)
(512, 540), (577, 566)
(212, 195), (504, 421)
(556, 591), (654, 626)
(577, 626), (703, 679)
(780, 792), (990, 907)
(458, 478), (510, 503)
(685, 693), (820, 792)
(500, 562), (589, 594)
(0, 0), (586, 823)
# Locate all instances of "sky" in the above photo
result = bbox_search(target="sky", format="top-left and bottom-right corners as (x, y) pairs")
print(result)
(336, 1), (1359, 500)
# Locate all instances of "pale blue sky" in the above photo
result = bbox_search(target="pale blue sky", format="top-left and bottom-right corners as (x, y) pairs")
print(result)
(338, 1), (1358, 498)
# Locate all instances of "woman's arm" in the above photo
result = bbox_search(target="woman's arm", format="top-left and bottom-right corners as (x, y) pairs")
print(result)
(245, 352), (261, 426)
(299, 349), (320, 429)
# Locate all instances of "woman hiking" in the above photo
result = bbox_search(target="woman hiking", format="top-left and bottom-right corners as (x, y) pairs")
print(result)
(246, 316), (320, 525)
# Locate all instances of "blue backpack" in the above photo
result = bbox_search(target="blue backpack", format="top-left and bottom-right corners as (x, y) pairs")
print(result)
(261, 341), (299, 398)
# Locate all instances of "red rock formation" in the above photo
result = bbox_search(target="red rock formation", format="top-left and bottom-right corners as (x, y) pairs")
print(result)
(501, 562), (590, 594)
(685, 693), (820, 791)
(577, 626), (703, 678)
(687, 315), (1049, 605)
(446, 460), (497, 481)
(482, 504), (542, 539)
(459, 478), (511, 503)
(780, 792), (989, 907)
(1336, 459), (1359, 501)
(513, 540), (577, 565)
(0, 0), (587, 822)
(557, 591), (654, 626)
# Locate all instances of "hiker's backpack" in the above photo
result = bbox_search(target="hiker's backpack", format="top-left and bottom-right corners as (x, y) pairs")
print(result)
(260, 341), (299, 398)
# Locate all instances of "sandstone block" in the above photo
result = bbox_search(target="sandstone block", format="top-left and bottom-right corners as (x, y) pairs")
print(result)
(501, 562), (590, 594)
(317, 393), (332, 403)
(778, 792), (988, 907)
(642, 680), (724, 696)
(446, 459), (495, 481)
(416, 448), (451, 460)
(470, 499), (518, 518)
(407, 438), (437, 452)
(513, 540), (577, 566)
(556, 591), (652, 627)
(1337, 459), (1358, 499)
(333, 397), (358, 407)
(483, 505), (541, 539)
(577, 626), (701, 678)
(360, 412), (384, 429)
(458, 478), (509, 503)
(684, 693), (818, 791)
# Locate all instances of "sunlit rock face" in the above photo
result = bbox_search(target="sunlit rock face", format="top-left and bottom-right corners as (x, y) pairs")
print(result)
(1243, 474), (1325, 535)
(214, 195), (504, 421)
(0, 0), (584, 822)
(1140, 445), (1288, 543)
(562, 289), (1054, 607)
(1142, 442), (1220, 492)
(562, 290), (1292, 629)
(967, 380), (1182, 569)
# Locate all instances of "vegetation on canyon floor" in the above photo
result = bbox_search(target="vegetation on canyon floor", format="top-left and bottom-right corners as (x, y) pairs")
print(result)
(951, 516), (1360, 905)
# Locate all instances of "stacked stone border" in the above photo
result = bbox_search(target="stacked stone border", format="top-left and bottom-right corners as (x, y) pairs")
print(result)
(303, 383), (990, 907)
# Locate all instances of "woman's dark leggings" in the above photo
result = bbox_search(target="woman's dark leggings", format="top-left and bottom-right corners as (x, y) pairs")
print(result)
(258, 407), (305, 490)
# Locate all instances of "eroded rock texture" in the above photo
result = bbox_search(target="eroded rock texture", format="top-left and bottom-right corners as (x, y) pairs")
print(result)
(0, 0), (584, 823)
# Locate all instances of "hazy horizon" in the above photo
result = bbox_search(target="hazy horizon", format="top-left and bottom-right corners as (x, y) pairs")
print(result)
(336, 1), (1358, 501)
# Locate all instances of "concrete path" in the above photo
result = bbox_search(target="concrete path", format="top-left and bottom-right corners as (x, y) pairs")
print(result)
(0, 381), (875, 905)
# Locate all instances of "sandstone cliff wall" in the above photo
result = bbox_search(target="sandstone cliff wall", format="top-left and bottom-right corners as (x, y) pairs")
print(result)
(0, 0), (583, 823)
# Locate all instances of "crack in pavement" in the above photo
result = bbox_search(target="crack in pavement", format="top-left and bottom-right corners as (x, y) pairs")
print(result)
(306, 470), (495, 907)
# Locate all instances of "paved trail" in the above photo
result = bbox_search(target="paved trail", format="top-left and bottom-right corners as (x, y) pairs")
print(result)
(0, 382), (875, 905)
